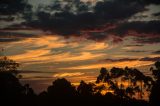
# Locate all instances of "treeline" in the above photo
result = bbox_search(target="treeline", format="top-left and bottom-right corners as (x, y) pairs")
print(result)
(0, 57), (160, 106)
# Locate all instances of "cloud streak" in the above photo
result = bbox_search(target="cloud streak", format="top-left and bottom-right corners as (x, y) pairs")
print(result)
(61, 60), (152, 70)
(152, 50), (160, 54)
(139, 57), (160, 61)
(7, 36), (106, 66)
(53, 72), (84, 77)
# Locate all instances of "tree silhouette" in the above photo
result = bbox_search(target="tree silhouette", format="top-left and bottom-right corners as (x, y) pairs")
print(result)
(0, 71), (23, 98)
(23, 84), (35, 96)
(0, 56), (19, 75)
(77, 80), (95, 97)
(126, 87), (135, 98)
(110, 67), (124, 89)
(149, 61), (160, 106)
(150, 61), (160, 80)
(149, 79), (160, 106)
(110, 67), (124, 78)
(0, 55), (37, 106)
(0, 55), (22, 99)
(96, 67), (109, 83)
(124, 67), (134, 87)
(47, 78), (77, 98)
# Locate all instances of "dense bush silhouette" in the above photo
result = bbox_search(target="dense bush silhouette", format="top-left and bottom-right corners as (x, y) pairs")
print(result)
(77, 80), (95, 97)
(0, 71), (22, 98)
(0, 56), (36, 106)
(47, 78), (77, 97)
(0, 71), (37, 106)
(149, 79), (160, 106)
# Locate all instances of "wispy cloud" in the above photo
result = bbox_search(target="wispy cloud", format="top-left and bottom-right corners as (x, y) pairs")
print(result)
(100, 58), (137, 62)
(10, 49), (51, 61)
(126, 50), (148, 53)
(61, 60), (153, 70)
(53, 52), (106, 62)
(20, 70), (56, 74)
(53, 72), (84, 77)
(139, 57), (160, 61)
(80, 42), (109, 51)
(6, 36), (107, 68)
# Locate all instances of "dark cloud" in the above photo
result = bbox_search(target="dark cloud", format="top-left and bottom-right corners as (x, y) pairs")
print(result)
(152, 50), (160, 54)
(110, 21), (160, 36)
(0, 31), (37, 37)
(25, 11), (99, 36)
(139, 57), (160, 61)
(23, 0), (160, 42)
(126, 50), (148, 53)
(0, 30), (39, 42)
(1, 0), (160, 43)
(85, 20), (160, 42)
(134, 36), (160, 44)
(141, 0), (160, 5)
(0, 38), (21, 42)
(20, 70), (56, 74)
(107, 21), (160, 43)
(100, 56), (160, 63)
(49, 0), (90, 13)
(0, 0), (30, 15)
(0, 17), (14, 21)
(125, 44), (144, 47)
(100, 58), (137, 62)
(25, 0), (147, 32)
(94, 0), (146, 21)
(0, 0), (31, 21)
(153, 12), (160, 16)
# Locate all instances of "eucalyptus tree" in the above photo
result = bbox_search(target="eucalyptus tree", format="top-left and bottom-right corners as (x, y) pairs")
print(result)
(96, 67), (110, 83)
(149, 61), (160, 106)
(0, 56), (19, 76)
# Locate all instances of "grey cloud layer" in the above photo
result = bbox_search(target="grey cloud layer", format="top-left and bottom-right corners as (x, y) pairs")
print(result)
(100, 57), (160, 62)
(0, 0), (160, 43)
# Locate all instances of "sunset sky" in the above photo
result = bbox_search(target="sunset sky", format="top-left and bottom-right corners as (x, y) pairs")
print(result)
(0, 0), (160, 93)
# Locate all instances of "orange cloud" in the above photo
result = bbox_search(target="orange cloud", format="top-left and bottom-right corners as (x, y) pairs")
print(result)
(81, 42), (109, 51)
(54, 52), (106, 62)
(53, 72), (84, 77)
(10, 50), (106, 65)
(7, 35), (108, 65)
(32, 52), (106, 63)
(61, 60), (153, 70)
(10, 49), (50, 61)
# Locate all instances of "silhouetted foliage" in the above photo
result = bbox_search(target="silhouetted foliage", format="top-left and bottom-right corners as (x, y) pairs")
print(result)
(96, 67), (110, 83)
(0, 71), (36, 106)
(110, 67), (124, 78)
(0, 56), (36, 106)
(150, 61), (160, 79)
(149, 61), (160, 106)
(0, 56), (19, 75)
(47, 78), (77, 98)
(77, 80), (95, 97)
(0, 71), (22, 98)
